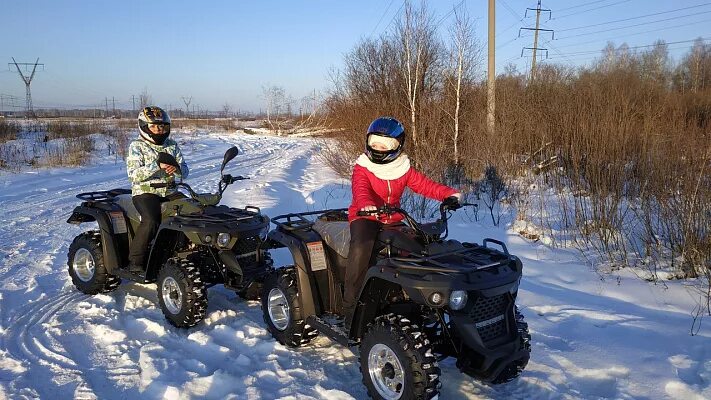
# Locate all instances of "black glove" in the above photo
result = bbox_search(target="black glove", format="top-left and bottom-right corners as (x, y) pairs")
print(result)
(442, 196), (461, 210)
(157, 152), (181, 171)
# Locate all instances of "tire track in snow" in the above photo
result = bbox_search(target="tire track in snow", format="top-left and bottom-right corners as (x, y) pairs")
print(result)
(1, 291), (97, 398)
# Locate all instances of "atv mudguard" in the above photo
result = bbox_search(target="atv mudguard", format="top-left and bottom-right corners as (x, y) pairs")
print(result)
(67, 205), (124, 273)
(266, 229), (321, 318)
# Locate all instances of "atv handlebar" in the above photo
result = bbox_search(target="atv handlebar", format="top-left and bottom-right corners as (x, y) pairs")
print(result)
(356, 200), (477, 241)
(147, 147), (250, 205)
(221, 174), (249, 185)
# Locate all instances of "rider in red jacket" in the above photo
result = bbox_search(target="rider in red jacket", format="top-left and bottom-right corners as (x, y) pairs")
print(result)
(344, 117), (460, 329)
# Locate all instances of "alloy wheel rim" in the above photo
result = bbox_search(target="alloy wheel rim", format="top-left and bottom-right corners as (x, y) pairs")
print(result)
(267, 288), (290, 331)
(368, 343), (405, 400)
(161, 276), (183, 314)
(73, 248), (95, 282)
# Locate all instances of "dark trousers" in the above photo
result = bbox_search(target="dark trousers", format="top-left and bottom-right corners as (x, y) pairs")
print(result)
(343, 219), (382, 316)
(128, 193), (163, 266)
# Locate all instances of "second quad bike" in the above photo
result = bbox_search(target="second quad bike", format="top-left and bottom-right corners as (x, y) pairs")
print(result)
(261, 201), (530, 399)
(66, 146), (272, 328)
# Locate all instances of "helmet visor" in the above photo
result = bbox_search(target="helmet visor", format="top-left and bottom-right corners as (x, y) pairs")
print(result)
(367, 135), (400, 150)
(148, 122), (169, 133)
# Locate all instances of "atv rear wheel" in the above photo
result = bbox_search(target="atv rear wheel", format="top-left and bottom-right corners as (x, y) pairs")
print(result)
(360, 313), (441, 400)
(261, 266), (318, 347)
(67, 231), (121, 295)
(157, 258), (208, 328)
(491, 307), (531, 384)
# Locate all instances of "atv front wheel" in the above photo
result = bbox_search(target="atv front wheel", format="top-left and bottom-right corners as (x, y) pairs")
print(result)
(157, 258), (208, 328)
(360, 313), (441, 400)
(67, 231), (121, 294)
(261, 266), (318, 347)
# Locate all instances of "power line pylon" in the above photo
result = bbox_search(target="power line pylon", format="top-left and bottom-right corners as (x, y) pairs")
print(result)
(181, 96), (192, 118)
(9, 58), (44, 118)
(519, 1), (553, 80)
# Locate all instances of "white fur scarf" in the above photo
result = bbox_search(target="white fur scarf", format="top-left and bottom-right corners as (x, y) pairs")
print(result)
(356, 154), (411, 180)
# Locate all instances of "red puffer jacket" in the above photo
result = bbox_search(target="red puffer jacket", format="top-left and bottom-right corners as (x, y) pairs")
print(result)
(348, 163), (458, 223)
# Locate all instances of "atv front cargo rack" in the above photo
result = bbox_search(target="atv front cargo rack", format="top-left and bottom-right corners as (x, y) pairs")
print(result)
(386, 242), (513, 274)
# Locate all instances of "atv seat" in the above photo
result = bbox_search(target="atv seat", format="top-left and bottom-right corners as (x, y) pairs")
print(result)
(114, 193), (187, 224)
(313, 220), (351, 259)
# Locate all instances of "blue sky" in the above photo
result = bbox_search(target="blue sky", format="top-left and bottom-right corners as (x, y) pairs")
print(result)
(1, 0), (709, 113)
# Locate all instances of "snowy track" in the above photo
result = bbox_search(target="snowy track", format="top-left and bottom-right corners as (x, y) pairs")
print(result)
(0, 132), (710, 399)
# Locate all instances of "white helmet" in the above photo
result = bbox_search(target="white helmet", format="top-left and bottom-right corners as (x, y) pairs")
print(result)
(138, 106), (171, 145)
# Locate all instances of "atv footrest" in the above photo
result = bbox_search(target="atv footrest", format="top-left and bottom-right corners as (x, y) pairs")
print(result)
(305, 315), (357, 348)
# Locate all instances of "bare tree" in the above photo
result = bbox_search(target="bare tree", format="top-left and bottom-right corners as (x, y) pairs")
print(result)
(263, 85), (290, 133)
(396, 2), (438, 152)
(675, 38), (711, 93)
(446, 8), (479, 165)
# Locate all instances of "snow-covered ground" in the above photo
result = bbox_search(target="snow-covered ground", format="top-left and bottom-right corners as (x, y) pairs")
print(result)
(0, 131), (709, 399)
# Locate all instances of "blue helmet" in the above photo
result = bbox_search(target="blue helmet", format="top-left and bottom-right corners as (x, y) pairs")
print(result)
(365, 117), (405, 164)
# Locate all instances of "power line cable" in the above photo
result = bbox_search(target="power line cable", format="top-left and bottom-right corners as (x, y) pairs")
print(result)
(542, 39), (577, 64)
(556, 0), (619, 13)
(555, 0), (632, 19)
(548, 43), (708, 62)
(370, 0), (396, 37)
(500, 0), (523, 20)
(557, 10), (711, 39)
(554, 18), (711, 49)
(553, 37), (711, 56)
(558, 3), (711, 31)
(434, 0), (466, 27)
(496, 0), (527, 39)
(380, 0), (407, 35)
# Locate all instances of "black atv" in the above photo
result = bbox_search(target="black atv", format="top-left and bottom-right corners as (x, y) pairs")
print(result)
(66, 147), (272, 328)
(261, 201), (530, 400)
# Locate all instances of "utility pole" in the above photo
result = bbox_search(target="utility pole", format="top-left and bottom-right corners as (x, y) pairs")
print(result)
(182, 96), (192, 118)
(112, 97), (116, 116)
(9, 58), (44, 119)
(487, 0), (495, 135)
(519, 1), (553, 80)
(131, 95), (136, 114)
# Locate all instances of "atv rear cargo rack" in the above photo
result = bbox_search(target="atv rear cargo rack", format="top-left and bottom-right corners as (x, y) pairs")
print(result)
(271, 209), (348, 232)
(76, 189), (132, 203)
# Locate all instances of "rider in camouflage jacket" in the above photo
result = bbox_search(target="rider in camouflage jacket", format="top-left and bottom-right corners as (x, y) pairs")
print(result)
(126, 106), (189, 271)
(126, 137), (189, 197)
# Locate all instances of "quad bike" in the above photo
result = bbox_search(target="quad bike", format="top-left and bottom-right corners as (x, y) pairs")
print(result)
(261, 201), (530, 400)
(66, 147), (272, 328)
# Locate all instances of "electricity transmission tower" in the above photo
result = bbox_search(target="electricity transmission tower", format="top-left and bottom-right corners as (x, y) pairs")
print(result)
(519, 1), (553, 79)
(9, 58), (44, 118)
(181, 96), (192, 118)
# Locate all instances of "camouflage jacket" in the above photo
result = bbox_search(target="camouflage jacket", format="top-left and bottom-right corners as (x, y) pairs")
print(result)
(126, 136), (189, 197)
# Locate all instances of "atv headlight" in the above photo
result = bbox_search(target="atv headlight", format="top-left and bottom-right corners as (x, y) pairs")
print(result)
(217, 233), (231, 248)
(449, 290), (468, 310)
(429, 292), (443, 305)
